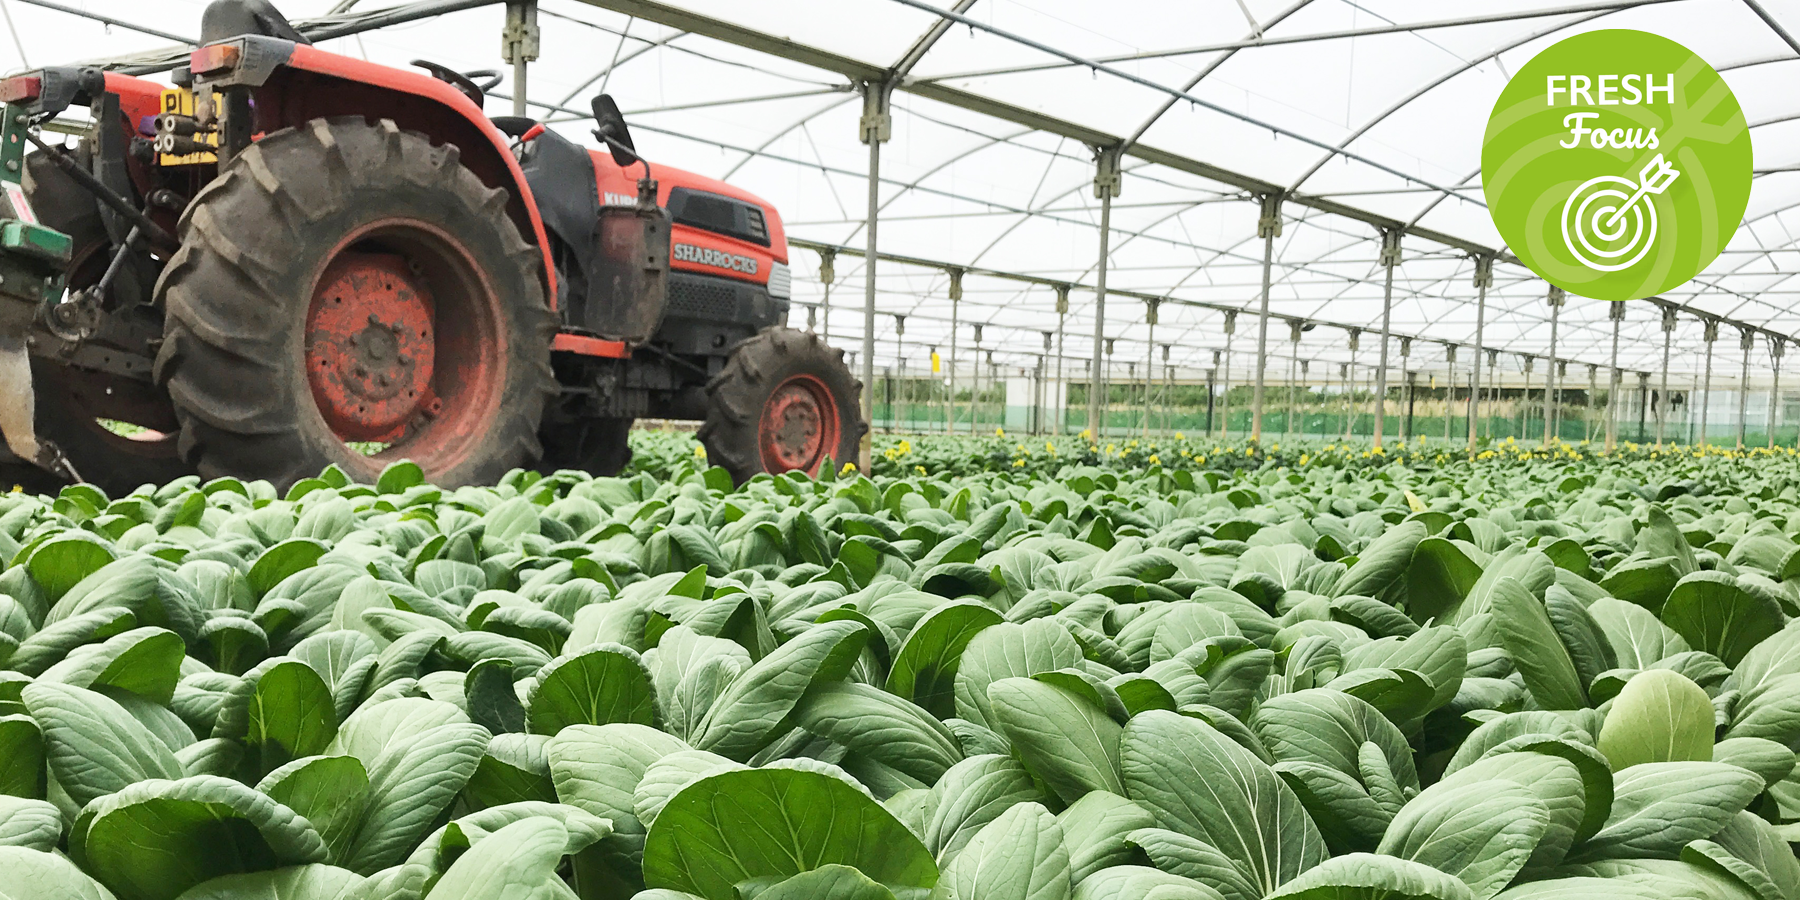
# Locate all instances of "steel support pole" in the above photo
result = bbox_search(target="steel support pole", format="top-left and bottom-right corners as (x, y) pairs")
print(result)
(1701, 319), (1718, 447)
(1443, 345), (1457, 441)
(1219, 311), (1236, 439)
(1486, 349), (1500, 440)
(1637, 372), (1649, 442)
(1300, 360), (1312, 437)
(945, 269), (963, 433)
(1544, 287), (1563, 445)
(1250, 193), (1283, 444)
(1373, 229), (1400, 450)
(1054, 285), (1068, 435)
(1585, 365), (1598, 440)
(857, 81), (891, 472)
(1285, 319), (1303, 443)
(1339, 363), (1350, 439)
(1656, 306), (1674, 446)
(1737, 327), (1754, 450)
(1398, 337), (1413, 443)
(1606, 303), (1623, 452)
(1345, 329), (1361, 440)
(1772, 338), (1786, 448)
(503, 1), (539, 119)
(1144, 300), (1158, 440)
(1468, 256), (1492, 453)
(819, 250), (836, 344)
(1554, 361), (1567, 440)
(1087, 147), (1121, 438)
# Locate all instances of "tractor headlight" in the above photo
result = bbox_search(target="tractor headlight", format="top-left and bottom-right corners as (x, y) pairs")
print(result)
(767, 261), (791, 299)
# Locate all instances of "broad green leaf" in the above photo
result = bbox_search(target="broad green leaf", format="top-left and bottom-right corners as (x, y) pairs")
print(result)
(547, 722), (688, 866)
(0, 794), (61, 851)
(1378, 781), (1548, 900)
(247, 661), (338, 775)
(792, 681), (961, 783)
(527, 644), (655, 734)
(1058, 791), (1156, 884)
(41, 626), (185, 705)
(989, 676), (1124, 804)
(0, 714), (45, 799)
(248, 540), (330, 598)
(337, 722), (489, 875)
(1252, 689), (1419, 792)
(1069, 865), (1223, 900)
(741, 865), (897, 900)
(1595, 669), (1714, 771)
(23, 681), (182, 807)
(938, 802), (1071, 900)
(1489, 577), (1585, 710)
(420, 816), (567, 900)
(1588, 598), (1689, 670)
(257, 755), (369, 864)
(927, 753), (1042, 862)
(954, 619), (1085, 732)
(172, 865), (364, 900)
(1266, 853), (1475, 900)
(641, 767), (937, 900)
(0, 845), (119, 899)
(1121, 710), (1328, 895)
(1126, 827), (1261, 900)
(71, 774), (327, 900)
(1332, 521), (1427, 602)
(1661, 572), (1785, 668)
(27, 533), (116, 603)
(1573, 761), (1762, 860)
(1637, 505), (1697, 578)
(886, 600), (1004, 719)
(692, 619), (869, 761)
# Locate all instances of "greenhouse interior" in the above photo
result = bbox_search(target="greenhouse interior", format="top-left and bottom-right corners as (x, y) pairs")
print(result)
(4, 2), (1800, 900)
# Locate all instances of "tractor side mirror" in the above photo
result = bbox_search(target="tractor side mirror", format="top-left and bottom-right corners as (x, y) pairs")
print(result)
(590, 94), (639, 168)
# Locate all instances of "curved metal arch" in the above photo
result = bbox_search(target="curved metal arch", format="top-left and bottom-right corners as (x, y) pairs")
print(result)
(1285, 8), (1625, 197)
(1122, 0), (1319, 150)
(721, 93), (860, 180)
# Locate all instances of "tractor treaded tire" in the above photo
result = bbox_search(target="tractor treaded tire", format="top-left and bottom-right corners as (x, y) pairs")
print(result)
(153, 117), (557, 489)
(699, 327), (864, 484)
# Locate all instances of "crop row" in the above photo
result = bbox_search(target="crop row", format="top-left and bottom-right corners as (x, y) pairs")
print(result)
(0, 448), (1797, 899)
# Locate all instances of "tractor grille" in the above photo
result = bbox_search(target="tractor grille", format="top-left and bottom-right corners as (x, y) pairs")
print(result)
(668, 278), (739, 320)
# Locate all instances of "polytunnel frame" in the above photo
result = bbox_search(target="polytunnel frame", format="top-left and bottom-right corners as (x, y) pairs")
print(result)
(22, 0), (1800, 462)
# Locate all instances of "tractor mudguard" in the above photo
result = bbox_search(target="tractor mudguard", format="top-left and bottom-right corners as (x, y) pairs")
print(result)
(190, 36), (559, 306)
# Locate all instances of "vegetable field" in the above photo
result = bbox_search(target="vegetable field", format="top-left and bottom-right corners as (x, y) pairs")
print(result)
(3, 439), (1800, 900)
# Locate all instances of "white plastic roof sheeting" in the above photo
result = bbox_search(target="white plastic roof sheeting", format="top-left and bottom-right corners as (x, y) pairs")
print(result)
(10, 0), (1800, 388)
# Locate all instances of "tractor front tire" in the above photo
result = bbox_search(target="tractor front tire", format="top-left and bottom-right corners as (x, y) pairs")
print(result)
(155, 118), (557, 489)
(699, 328), (863, 484)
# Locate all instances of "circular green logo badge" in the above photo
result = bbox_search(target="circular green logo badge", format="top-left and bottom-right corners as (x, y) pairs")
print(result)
(1481, 29), (1752, 301)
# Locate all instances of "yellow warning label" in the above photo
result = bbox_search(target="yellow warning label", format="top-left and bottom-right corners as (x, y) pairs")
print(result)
(158, 88), (218, 166)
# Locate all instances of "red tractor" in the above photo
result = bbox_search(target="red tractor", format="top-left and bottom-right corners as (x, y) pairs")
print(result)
(0, 0), (863, 495)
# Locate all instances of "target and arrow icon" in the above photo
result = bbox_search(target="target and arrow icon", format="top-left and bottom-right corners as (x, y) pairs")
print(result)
(1560, 153), (1682, 272)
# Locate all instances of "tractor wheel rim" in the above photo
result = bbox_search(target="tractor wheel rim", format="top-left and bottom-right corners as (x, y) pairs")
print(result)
(303, 218), (505, 471)
(759, 373), (839, 474)
(305, 252), (437, 442)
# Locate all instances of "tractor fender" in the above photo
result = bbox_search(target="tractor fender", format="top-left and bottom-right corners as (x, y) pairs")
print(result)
(198, 38), (558, 305)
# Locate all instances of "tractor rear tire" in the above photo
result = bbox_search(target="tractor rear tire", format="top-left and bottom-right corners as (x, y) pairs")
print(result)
(699, 327), (863, 484)
(15, 149), (191, 496)
(539, 417), (634, 477)
(155, 118), (557, 489)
